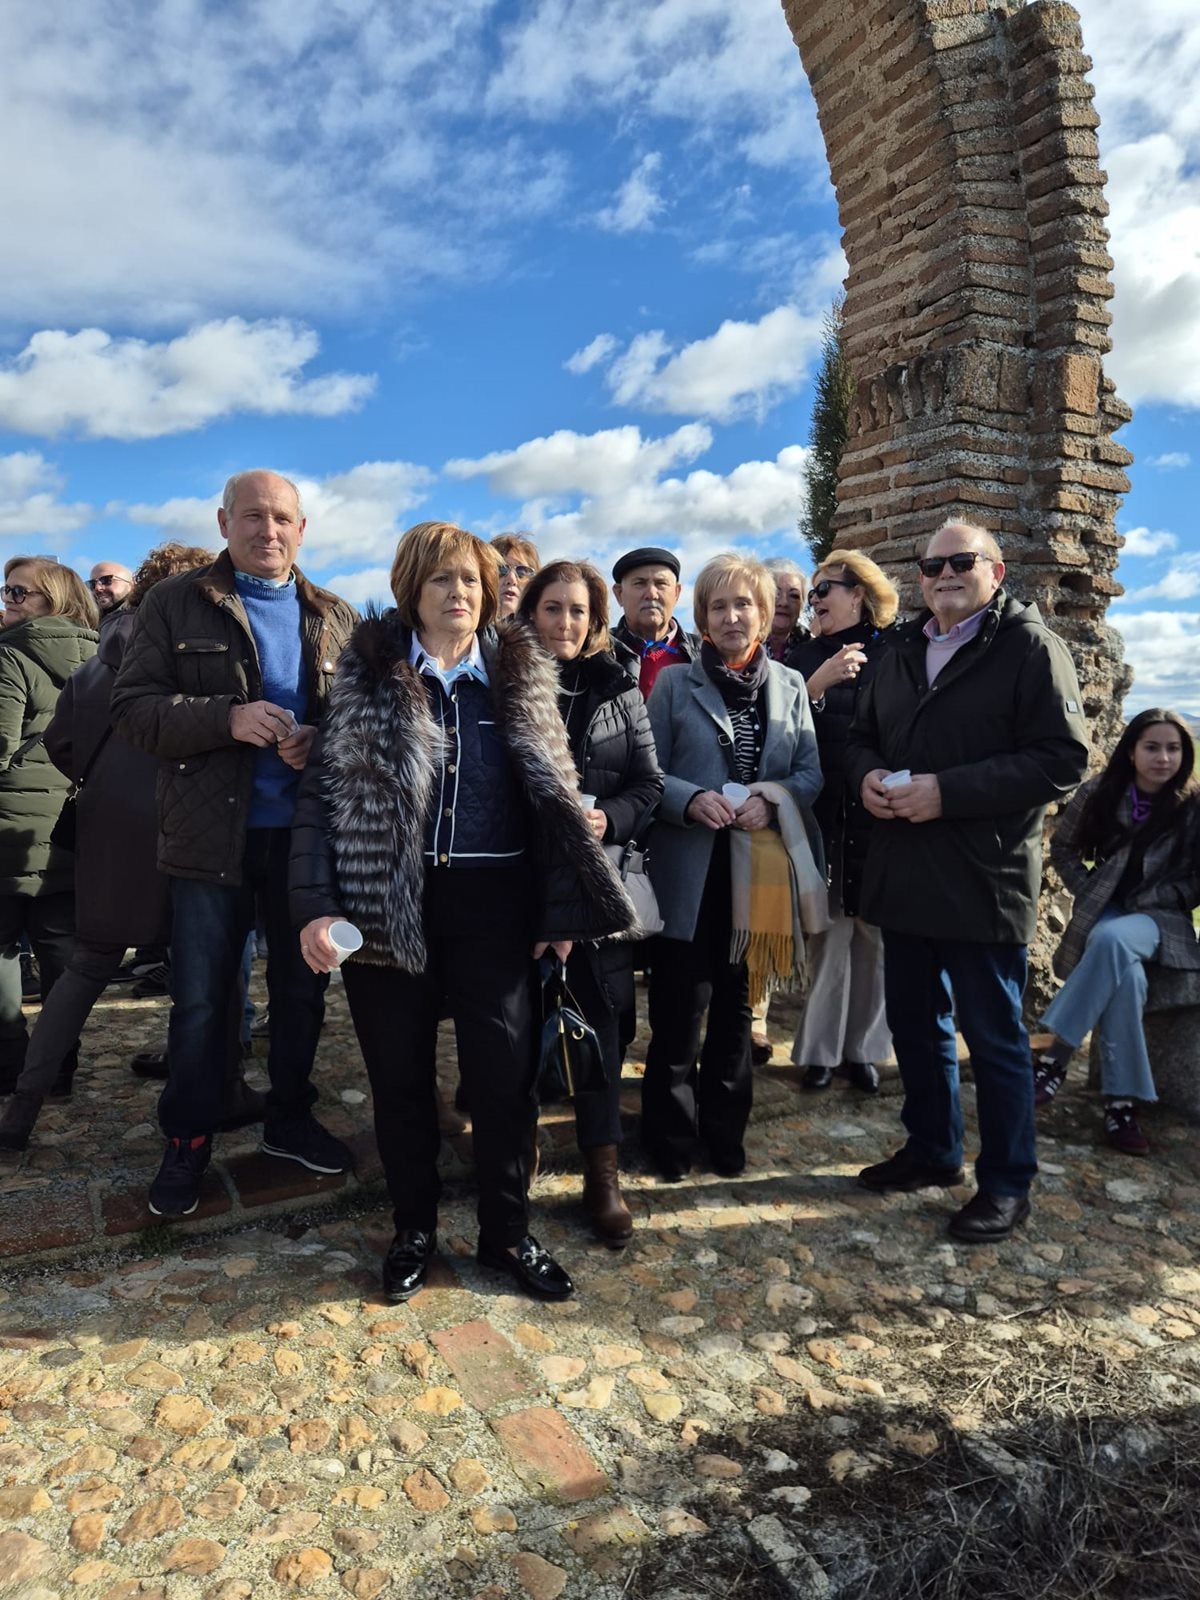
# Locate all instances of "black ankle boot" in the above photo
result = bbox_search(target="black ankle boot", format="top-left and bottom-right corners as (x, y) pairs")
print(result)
(0, 1091), (43, 1151)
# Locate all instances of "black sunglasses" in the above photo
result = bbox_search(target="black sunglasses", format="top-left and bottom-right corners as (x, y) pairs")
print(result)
(811, 578), (858, 600)
(1, 584), (47, 604)
(917, 552), (990, 578)
(498, 563), (535, 581)
(87, 574), (125, 591)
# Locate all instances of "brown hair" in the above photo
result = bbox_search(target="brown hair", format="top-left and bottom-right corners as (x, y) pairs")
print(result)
(127, 543), (217, 609)
(692, 553), (776, 642)
(517, 559), (611, 657)
(4, 556), (98, 629)
(815, 548), (900, 629)
(390, 521), (499, 631)
(491, 532), (540, 573)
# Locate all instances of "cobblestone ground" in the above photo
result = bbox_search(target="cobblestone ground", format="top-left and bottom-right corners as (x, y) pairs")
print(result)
(2, 977), (1200, 1597)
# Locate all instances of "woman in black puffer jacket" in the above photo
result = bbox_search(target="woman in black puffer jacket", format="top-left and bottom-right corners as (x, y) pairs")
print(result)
(787, 549), (898, 1093)
(519, 561), (663, 1245)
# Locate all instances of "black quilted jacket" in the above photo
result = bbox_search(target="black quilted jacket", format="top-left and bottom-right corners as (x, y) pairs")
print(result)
(562, 651), (663, 845)
(110, 551), (356, 886)
(786, 622), (889, 918)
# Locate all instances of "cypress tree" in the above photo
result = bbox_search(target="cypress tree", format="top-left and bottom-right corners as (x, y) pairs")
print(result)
(799, 297), (854, 564)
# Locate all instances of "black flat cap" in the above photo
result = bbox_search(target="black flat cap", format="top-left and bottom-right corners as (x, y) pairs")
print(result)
(612, 546), (681, 583)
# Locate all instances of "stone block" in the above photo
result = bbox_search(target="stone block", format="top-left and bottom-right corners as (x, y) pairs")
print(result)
(0, 1180), (93, 1257)
(429, 1320), (533, 1411)
(492, 1407), (608, 1503)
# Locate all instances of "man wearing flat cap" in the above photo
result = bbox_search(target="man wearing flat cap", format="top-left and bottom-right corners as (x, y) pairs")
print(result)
(611, 546), (699, 700)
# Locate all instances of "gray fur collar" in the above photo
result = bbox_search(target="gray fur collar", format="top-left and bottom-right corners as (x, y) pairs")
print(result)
(321, 609), (634, 970)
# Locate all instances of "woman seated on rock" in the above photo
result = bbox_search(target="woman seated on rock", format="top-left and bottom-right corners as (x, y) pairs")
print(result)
(1034, 708), (1200, 1156)
(290, 521), (634, 1304)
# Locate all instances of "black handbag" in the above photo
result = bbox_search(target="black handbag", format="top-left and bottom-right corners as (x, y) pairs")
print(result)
(49, 727), (113, 852)
(538, 957), (608, 1101)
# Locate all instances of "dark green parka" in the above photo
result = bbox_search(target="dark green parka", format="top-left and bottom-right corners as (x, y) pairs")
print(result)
(0, 616), (99, 896)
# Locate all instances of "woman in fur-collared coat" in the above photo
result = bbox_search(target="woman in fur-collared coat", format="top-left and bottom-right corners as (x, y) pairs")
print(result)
(290, 521), (634, 1306)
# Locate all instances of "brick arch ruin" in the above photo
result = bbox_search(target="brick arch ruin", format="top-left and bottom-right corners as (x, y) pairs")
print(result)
(781, 0), (1132, 736)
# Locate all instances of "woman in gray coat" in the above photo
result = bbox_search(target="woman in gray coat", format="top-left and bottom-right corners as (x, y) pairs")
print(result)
(643, 553), (822, 1181)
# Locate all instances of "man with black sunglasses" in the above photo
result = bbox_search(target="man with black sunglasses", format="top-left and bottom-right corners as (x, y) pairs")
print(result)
(87, 562), (133, 616)
(845, 520), (1088, 1244)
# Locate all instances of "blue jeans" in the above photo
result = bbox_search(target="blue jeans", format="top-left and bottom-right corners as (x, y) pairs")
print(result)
(883, 932), (1036, 1198)
(161, 829), (327, 1139)
(1041, 908), (1160, 1101)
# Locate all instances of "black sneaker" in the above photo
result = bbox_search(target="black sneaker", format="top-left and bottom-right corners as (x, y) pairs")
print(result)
(131, 962), (171, 999)
(1033, 1054), (1068, 1109)
(148, 1134), (212, 1217)
(858, 1146), (965, 1192)
(262, 1116), (352, 1174)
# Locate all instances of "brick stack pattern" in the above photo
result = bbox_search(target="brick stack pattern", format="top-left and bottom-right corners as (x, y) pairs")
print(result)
(780, 0), (1132, 739)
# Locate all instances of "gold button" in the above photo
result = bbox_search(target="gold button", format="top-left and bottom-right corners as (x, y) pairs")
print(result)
(443, 807), (452, 818)
(177, 642), (186, 651)
(438, 853), (448, 864)
(447, 764), (456, 774)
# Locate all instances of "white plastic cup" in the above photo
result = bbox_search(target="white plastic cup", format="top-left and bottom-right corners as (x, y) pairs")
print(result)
(579, 792), (597, 810)
(880, 769), (912, 791)
(722, 781), (752, 808)
(327, 920), (364, 966)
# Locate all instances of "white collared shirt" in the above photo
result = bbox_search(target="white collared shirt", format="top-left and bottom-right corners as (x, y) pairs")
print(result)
(408, 631), (490, 695)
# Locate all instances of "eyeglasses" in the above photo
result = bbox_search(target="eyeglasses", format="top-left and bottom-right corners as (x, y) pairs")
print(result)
(497, 563), (535, 581)
(87, 574), (125, 591)
(1, 584), (48, 604)
(810, 578), (858, 601)
(917, 552), (991, 578)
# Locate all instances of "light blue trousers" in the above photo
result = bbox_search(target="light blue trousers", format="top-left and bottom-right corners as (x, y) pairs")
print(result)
(1041, 908), (1160, 1101)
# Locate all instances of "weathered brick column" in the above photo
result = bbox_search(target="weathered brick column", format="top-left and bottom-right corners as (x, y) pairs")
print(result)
(781, 0), (1131, 727)
(781, 0), (1132, 1000)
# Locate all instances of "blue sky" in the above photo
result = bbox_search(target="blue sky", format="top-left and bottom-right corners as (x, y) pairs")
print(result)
(1, 1), (1197, 709)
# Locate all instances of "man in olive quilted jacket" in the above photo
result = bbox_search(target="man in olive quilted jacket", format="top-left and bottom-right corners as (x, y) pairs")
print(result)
(112, 470), (356, 1218)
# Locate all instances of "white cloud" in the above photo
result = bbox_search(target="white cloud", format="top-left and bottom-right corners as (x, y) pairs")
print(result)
(486, 0), (824, 173)
(0, 453), (92, 540)
(564, 334), (619, 375)
(1082, 2), (1200, 408)
(126, 460), (434, 569)
(445, 422), (808, 570)
(319, 567), (395, 610)
(596, 154), (665, 234)
(446, 423), (713, 498)
(1147, 452), (1192, 470)
(1119, 526), (1179, 557)
(1118, 554), (1200, 601)
(605, 305), (823, 421)
(0, 321), (374, 442)
(1111, 609), (1200, 715)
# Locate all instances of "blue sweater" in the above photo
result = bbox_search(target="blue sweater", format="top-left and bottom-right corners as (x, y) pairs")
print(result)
(235, 573), (307, 828)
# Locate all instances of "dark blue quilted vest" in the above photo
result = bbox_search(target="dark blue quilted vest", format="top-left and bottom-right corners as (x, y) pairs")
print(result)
(422, 676), (527, 867)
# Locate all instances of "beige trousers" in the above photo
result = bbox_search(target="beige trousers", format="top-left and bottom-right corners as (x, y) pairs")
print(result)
(792, 901), (891, 1068)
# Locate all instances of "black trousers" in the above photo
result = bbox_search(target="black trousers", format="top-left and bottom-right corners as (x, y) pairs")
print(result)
(643, 837), (752, 1166)
(564, 943), (631, 1151)
(341, 866), (537, 1247)
(0, 891), (77, 1076)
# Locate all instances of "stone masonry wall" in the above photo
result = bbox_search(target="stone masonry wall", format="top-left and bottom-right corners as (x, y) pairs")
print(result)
(780, 0), (1132, 741)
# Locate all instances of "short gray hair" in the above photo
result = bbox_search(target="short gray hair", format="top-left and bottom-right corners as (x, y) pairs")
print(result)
(764, 556), (808, 596)
(221, 470), (303, 519)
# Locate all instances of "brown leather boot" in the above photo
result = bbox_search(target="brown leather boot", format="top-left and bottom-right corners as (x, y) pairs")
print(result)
(582, 1145), (633, 1246)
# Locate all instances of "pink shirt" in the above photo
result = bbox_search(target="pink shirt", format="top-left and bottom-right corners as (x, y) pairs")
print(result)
(923, 604), (990, 685)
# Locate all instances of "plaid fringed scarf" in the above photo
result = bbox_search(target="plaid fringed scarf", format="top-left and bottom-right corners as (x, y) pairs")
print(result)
(729, 781), (830, 1008)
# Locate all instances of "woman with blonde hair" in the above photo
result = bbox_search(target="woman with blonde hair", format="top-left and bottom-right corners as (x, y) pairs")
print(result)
(0, 557), (98, 1098)
(787, 548), (899, 1093)
(642, 552), (823, 1180)
(291, 522), (634, 1302)
(491, 533), (540, 620)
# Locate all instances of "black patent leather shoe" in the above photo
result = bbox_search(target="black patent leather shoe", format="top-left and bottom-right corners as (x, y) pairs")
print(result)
(947, 1192), (1030, 1244)
(858, 1146), (965, 1192)
(844, 1060), (880, 1094)
(802, 1064), (835, 1091)
(382, 1229), (437, 1302)
(477, 1234), (574, 1301)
